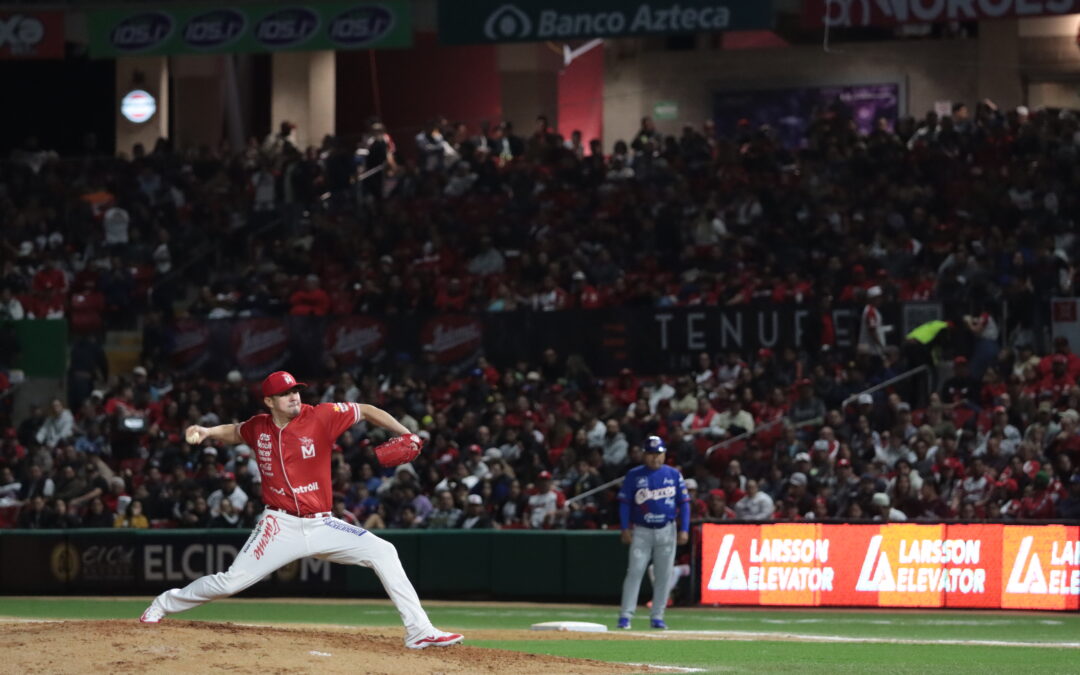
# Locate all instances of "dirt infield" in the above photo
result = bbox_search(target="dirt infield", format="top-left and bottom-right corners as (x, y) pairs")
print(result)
(4, 620), (660, 674)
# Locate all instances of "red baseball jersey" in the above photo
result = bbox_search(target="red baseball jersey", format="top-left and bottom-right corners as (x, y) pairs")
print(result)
(238, 402), (360, 515)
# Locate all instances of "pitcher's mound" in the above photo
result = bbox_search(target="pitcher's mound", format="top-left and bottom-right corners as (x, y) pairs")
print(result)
(5, 619), (655, 674)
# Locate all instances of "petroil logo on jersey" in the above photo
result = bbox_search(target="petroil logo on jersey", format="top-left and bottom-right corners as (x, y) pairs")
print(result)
(1006, 536), (1080, 595)
(707, 534), (834, 592)
(855, 535), (986, 594)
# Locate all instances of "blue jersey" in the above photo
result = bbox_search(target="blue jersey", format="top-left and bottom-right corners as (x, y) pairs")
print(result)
(618, 464), (690, 530)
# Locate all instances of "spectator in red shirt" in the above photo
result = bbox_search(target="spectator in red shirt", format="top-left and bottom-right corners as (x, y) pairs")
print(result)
(838, 264), (871, 302)
(289, 274), (331, 316)
(570, 270), (602, 308)
(706, 489), (736, 519)
(979, 370), (1007, 409)
(434, 277), (468, 312)
(1039, 355), (1073, 404)
(1019, 472), (1056, 520)
(1050, 409), (1080, 465)
(608, 368), (640, 407)
(685, 479), (708, 518)
(1039, 336), (1080, 380)
(31, 256), (68, 295)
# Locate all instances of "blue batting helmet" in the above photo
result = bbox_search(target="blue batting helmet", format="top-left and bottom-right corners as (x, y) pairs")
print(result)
(644, 436), (666, 453)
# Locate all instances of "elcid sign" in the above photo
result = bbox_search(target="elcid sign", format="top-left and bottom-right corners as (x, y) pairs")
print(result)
(0, 12), (64, 59)
(701, 523), (1078, 610)
(438, 0), (774, 45)
(89, 2), (411, 58)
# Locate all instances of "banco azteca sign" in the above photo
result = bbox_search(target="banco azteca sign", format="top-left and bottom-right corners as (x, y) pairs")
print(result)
(439, 0), (774, 45)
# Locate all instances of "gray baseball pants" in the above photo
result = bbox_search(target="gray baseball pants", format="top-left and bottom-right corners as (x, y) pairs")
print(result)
(619, 521), (676, 621)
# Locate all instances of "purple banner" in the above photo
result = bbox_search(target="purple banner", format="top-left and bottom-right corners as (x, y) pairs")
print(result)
(713, 83), (899, 148)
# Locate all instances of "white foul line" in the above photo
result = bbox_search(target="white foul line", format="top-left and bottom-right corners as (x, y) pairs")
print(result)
(619, 663), (703, 673)
(630, 630), (1080, 649)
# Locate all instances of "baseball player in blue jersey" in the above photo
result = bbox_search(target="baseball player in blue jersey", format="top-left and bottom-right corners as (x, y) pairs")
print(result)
(617, 435), (690, 629)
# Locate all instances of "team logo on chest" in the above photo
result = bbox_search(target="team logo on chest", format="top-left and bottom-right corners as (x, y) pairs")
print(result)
(300, 436), (316, 459)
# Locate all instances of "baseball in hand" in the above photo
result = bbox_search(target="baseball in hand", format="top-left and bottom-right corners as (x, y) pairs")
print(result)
(185, 428), (201, 444)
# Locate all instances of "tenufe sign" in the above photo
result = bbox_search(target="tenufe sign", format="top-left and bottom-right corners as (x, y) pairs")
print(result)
(803, 0), (1080, 28)
(701, 523), (1078, 610)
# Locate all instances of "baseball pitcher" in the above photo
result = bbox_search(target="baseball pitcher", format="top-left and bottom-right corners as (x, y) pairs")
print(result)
(617, 435), (689, 630)
(139, 371), (463, 650)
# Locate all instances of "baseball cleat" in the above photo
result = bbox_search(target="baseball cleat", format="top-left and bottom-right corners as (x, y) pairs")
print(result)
(650, 619), (668, 630)
(406, 628), (464, 649)
(617, 617), (631, 630)
(139, 600), (166, 623)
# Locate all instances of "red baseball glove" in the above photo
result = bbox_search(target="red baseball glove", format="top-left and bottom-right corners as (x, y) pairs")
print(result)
(374, 433), (423, 467)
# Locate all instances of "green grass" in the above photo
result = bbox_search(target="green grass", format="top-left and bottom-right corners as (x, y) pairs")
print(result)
(2, 598), (1079, 674)
(471, 640), (1080, 674)
(2, 598), (1078, 644)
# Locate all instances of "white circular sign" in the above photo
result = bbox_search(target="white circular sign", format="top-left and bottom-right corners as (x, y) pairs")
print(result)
(121, 89), (156, 124)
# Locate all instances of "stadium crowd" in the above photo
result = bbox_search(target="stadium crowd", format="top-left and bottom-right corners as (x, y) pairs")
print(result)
(2, 99), (1080, 530)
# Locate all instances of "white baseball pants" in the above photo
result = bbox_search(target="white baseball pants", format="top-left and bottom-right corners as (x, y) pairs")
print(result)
(152, 510), (434, 637)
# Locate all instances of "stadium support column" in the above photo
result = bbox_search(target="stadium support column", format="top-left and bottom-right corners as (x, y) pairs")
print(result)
(115, 56), (168, 157)
(977, 19), (1022, 111)
(171, 55), (226, 150)
(271, 51), (336, 151)
(497, 43), (560, 135)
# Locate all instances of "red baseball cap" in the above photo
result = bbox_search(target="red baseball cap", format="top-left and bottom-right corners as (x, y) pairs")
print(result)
(537, 470), (552, 480)
(709, 489), (726, 500)
(837, 458), (851, 468)
(261, 371), (307, 397)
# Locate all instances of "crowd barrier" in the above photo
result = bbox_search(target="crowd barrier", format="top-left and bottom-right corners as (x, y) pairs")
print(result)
(701, 523), (1080, 610)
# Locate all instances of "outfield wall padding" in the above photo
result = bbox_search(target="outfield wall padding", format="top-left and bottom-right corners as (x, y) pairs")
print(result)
(701, 523), (1080, 611)
(0, 529), (625, 600)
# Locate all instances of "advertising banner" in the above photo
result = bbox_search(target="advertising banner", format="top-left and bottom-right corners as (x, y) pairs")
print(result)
(0, 12), (64, 59)
(88, 2), (411, 59)
(0, 530), (343, 595)
(438, 0), (774, 45)
(325, 315), (389, 366)
(701, 523), (1079, 610)
(714, 83), (900, 148)
(168, 302), (905, 379)
(803, 0), (1080, 28)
